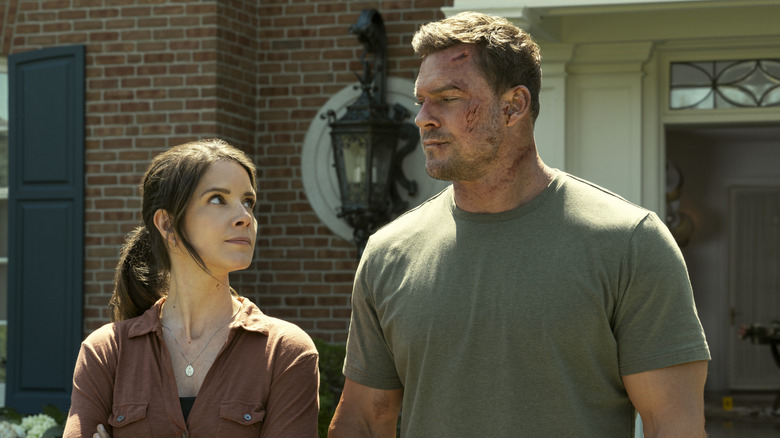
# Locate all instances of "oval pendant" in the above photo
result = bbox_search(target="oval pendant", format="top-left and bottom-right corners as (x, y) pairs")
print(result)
(185, 365), (194, 377)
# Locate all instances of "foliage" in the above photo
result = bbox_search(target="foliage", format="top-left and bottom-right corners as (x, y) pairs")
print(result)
(739, 320), (780, 343)
(0, 405), (65, 438)
(313, 338), (346, 438)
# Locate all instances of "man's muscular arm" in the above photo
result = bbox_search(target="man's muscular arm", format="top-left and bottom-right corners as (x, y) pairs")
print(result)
(328, 378), (403, 438)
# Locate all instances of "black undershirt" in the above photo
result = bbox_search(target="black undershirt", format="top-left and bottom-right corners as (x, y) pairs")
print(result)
(180, 396), (196, 421)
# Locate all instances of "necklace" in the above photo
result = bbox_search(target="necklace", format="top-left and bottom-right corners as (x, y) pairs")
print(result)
(161, 303), (241, 377)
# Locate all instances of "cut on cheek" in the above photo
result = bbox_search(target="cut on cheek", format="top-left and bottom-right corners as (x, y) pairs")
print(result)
(464, 103), (480, 133)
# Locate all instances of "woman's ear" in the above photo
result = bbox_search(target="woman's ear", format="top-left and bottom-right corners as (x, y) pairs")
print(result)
(502, 85), (532, 126)
(153, 209), (175, 245)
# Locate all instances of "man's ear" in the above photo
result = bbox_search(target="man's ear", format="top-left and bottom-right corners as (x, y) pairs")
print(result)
(153, 209), (174, 244)
(502, 85), (532, 126)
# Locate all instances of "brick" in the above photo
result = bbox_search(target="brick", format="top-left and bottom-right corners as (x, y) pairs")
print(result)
(89, 31), (120, 42)
(141, 124), (173, 135)
(136, 113), (166, 124)
(27, 11), (57, 21)
(103, 114), (134, 125)
(89, 8), (119, 19)
(136, 17), (168, 28)
(121, 29), (152, 40)
(137, 41), (166, 52)
(316, 320), (347, 330)
(104, 65), (135, 77)
(122, 77), (152, 88)
(120, 101), (151, 112)
(143, 52), (175, 63)
(136, 64), (168, 75)
(169, 40), (199, 50)
(169, 112), (199, 123)
(316, 3), (348, 14)
(153, 5), (185, 15)
(105, 18), (135, 29)
(284, 4), (315, 14)
(90, 78), (120, 89)
(170, 16), (199, 27)
(153, 100), (184, 112)
(59, 33), (90, 43)
(121, 6), (152, 17)
(43, 21), (72, 32)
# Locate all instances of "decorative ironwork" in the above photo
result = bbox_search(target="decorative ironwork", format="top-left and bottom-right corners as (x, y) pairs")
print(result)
(670, 59), (780, 110)
(323, 9), (418, 258)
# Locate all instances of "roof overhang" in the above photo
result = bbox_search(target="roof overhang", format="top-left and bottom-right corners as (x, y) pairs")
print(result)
(442, 0), (780, 43)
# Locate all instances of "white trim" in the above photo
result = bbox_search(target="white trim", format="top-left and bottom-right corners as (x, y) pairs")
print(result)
(446, 0), (779, 16)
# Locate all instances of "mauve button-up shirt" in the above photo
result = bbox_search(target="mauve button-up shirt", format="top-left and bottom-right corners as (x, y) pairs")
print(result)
(64, 297), (319, 437)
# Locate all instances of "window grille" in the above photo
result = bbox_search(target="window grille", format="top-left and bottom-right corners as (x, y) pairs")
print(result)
(670, 59), (780, 109)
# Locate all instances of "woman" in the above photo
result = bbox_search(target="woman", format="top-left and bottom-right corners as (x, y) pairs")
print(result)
(64, 139), (319, 437)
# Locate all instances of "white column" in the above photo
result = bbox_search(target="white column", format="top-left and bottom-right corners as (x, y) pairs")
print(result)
(535, 44), (574, 172)
(565, 41), (655, 204)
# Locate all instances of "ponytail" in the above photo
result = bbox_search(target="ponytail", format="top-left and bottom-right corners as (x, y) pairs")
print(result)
(109, 226), (166, 321)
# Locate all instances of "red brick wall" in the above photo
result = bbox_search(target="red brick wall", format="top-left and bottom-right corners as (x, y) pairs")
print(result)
(0, 0), (451, 344)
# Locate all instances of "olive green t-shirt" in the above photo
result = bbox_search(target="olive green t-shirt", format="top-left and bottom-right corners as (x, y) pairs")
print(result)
(344, 171), (710, 437)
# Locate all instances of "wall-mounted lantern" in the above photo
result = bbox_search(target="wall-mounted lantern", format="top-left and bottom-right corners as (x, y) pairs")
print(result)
(325, 9), (418, 258)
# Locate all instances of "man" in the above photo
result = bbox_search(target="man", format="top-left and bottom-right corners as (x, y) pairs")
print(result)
(329, 11), (710, 438)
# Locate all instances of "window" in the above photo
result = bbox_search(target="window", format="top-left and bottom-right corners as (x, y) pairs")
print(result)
(0, 56), (8, 405)
(670, 59), (780, 110)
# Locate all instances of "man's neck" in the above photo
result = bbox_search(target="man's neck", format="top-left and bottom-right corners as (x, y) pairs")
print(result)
(452, 159), (555, 214)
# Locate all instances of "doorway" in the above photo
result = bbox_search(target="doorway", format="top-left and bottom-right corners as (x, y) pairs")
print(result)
(665, 122), (780, 392)
(728, 186), (780, 388)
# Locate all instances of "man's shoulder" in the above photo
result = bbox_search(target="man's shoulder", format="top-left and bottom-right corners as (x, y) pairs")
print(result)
(375, 185), (452, 233)
(559, 172), (651, 220)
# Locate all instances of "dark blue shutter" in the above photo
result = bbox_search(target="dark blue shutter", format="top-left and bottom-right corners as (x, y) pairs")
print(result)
(6, 45), (84, 413)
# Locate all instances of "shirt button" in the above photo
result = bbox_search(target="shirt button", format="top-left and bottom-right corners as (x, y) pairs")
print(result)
(117, 415), (125, 422)
(244, 414), (252, 421)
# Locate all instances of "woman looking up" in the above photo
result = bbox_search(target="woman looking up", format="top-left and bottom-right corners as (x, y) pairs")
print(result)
(64, 138), (319, 437)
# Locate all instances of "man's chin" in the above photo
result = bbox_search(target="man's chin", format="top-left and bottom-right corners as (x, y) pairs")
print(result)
(425, 165), (453, 182)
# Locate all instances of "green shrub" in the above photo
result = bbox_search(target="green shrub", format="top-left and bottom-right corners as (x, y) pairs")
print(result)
(0, 405), (65, 438)
(313, 338), (346, 438)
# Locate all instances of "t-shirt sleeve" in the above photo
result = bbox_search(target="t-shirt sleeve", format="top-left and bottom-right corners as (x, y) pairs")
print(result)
(613, 212), (711, 376)
(342, 243), (404, 390)
(63, 326), (117, 438)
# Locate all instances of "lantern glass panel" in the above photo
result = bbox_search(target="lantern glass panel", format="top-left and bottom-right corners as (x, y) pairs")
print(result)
(341, 133), (368, 184)
(370, 133), (395, 206)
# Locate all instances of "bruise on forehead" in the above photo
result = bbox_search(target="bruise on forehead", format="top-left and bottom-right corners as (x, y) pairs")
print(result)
(451, 48), (471, 63)
(430, 49), (473, 91)
(415, 46), (476, 98)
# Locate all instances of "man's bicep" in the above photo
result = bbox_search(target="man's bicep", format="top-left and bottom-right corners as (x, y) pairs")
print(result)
(329, 378), (402, 437)
(623, 360), (708, 437)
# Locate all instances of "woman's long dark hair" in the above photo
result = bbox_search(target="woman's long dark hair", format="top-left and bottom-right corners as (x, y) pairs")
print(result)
(109, 138), (257, 321)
